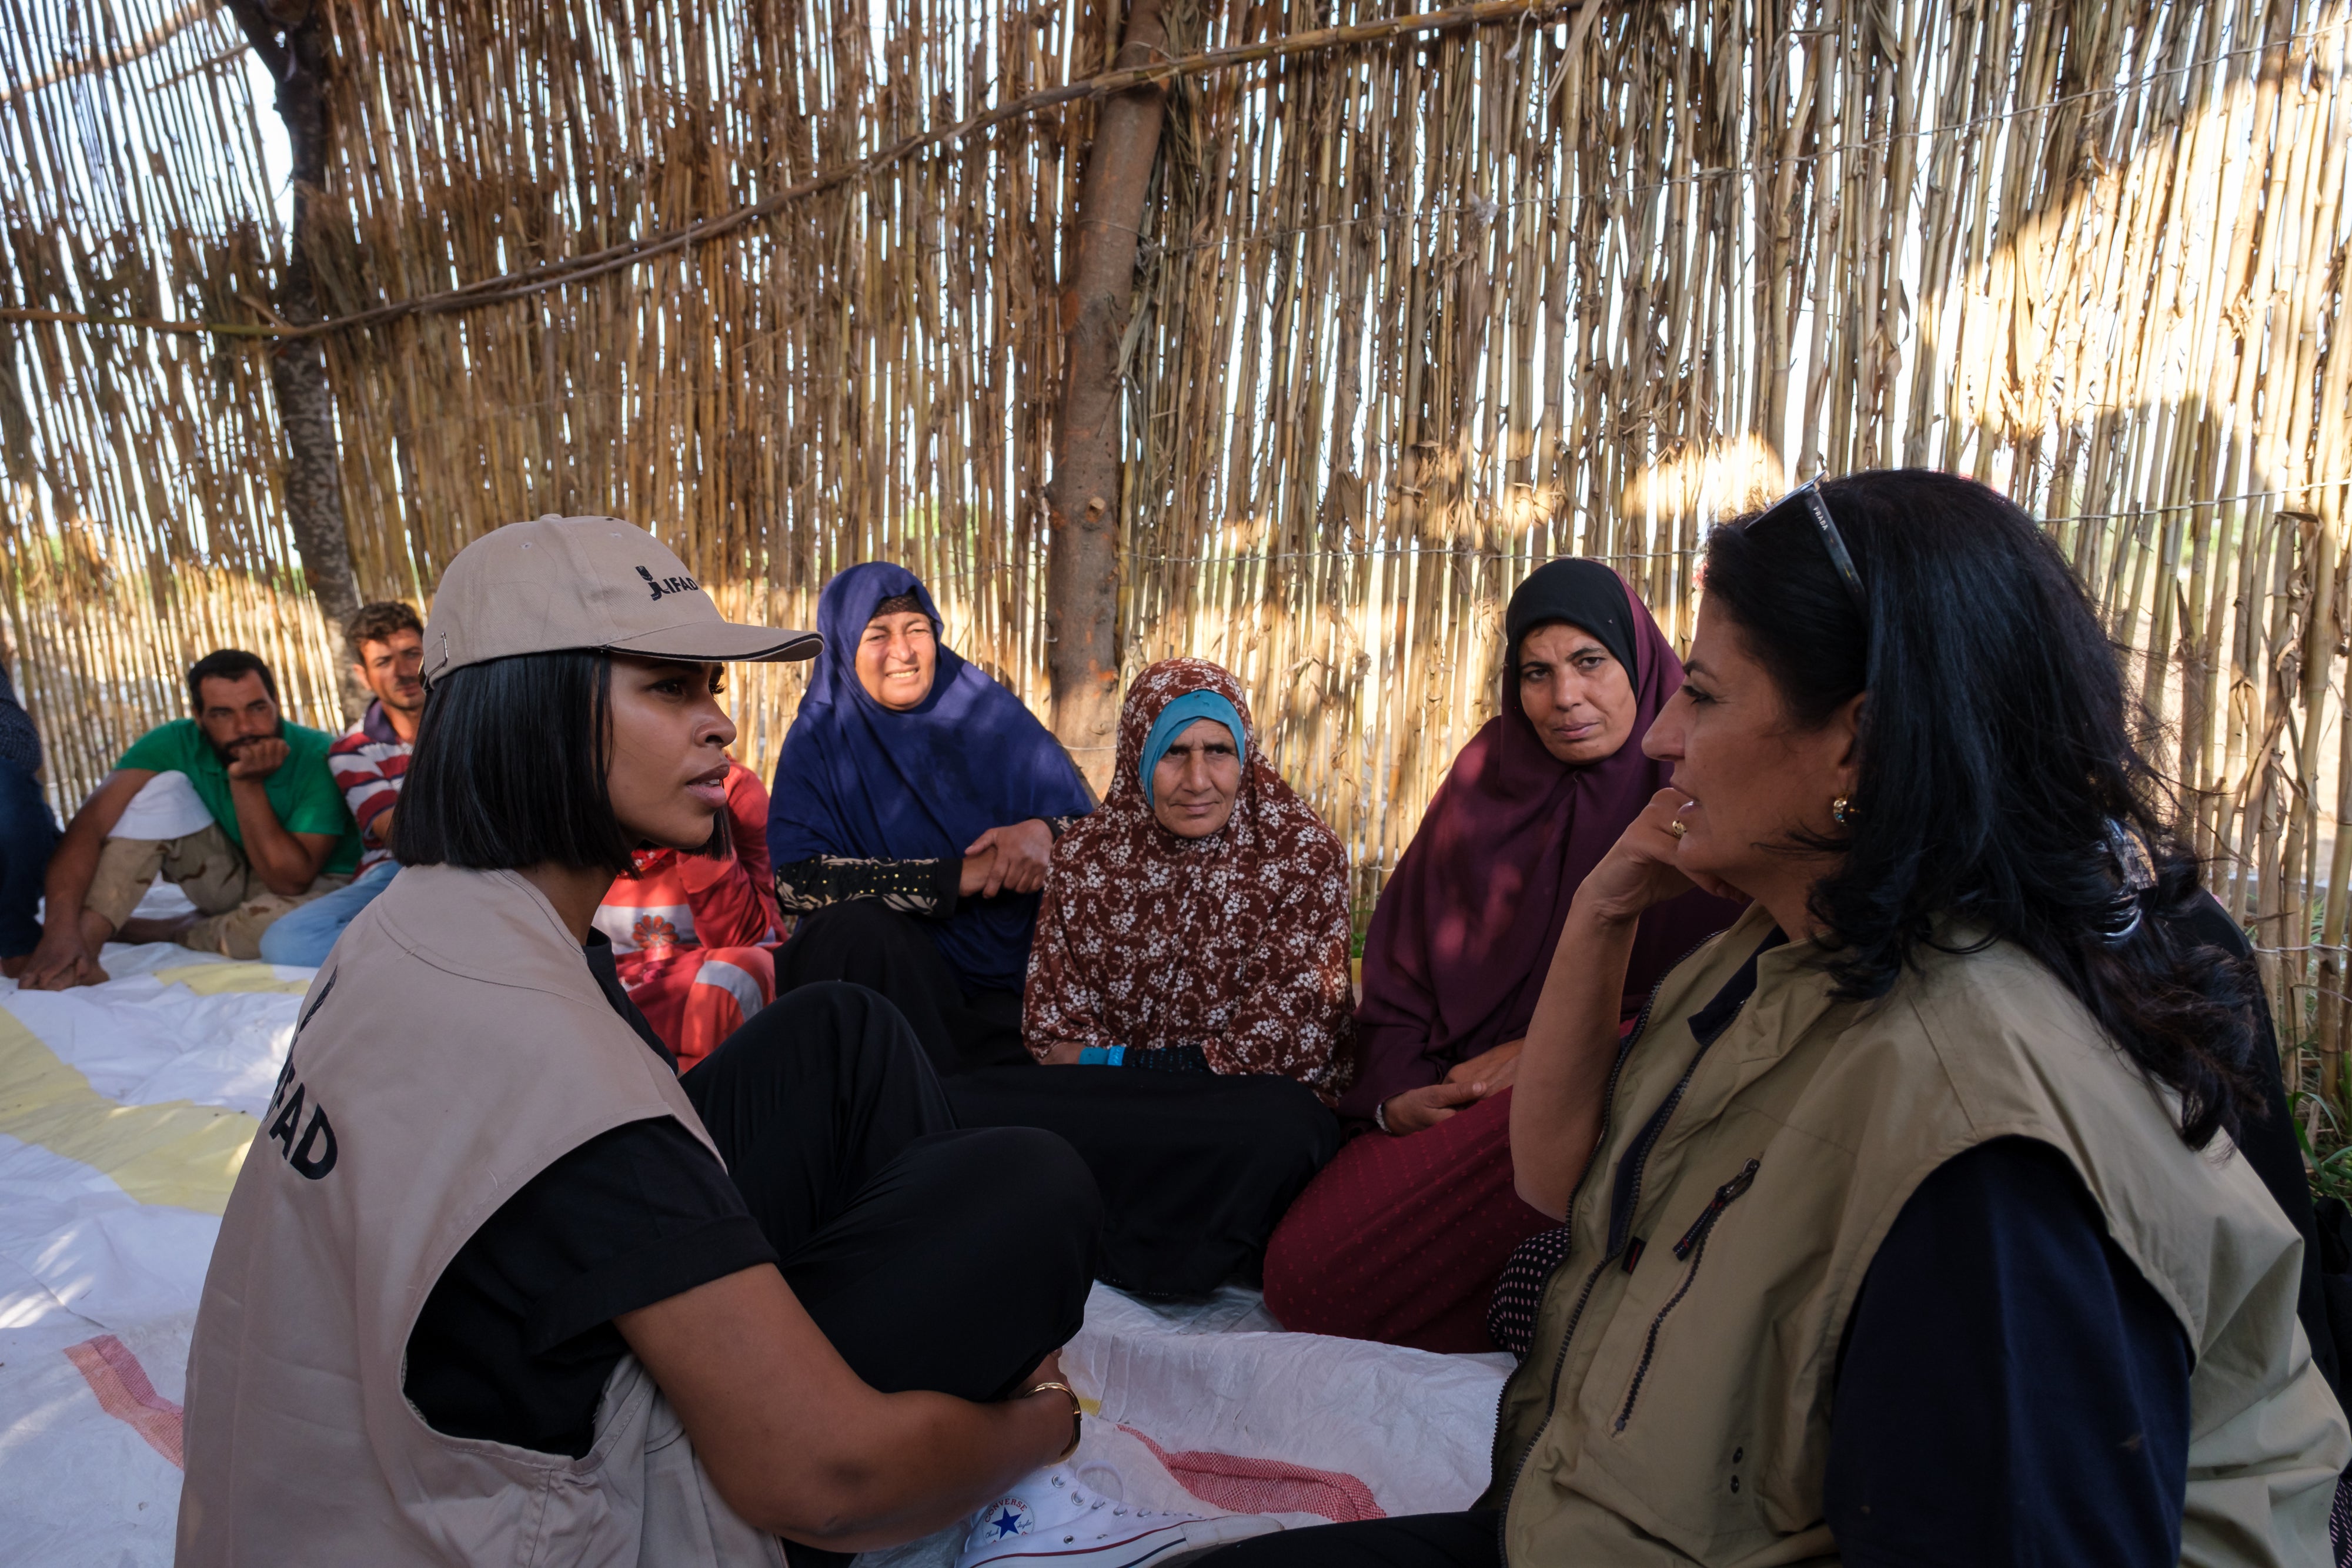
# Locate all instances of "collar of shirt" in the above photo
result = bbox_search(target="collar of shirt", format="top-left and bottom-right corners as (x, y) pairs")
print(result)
(1688, 928), (1790, 1046)
(360, 699), (403, 747)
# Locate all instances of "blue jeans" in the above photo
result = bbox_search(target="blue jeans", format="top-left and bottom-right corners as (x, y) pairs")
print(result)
(0, 758), (58, 957)
(258, 859), (399, 968)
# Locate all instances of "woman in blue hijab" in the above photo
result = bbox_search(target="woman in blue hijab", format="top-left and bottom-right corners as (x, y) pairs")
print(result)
(768, 563), (1096, 1072)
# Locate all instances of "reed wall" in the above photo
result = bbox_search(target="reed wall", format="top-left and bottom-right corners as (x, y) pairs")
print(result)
(7, 0), (2352, 1099)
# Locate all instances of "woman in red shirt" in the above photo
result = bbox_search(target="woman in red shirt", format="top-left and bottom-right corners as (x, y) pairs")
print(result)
(597, 759), (781, 1068)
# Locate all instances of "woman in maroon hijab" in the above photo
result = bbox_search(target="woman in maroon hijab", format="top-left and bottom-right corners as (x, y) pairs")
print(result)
(1261, 559), (1740, 1351)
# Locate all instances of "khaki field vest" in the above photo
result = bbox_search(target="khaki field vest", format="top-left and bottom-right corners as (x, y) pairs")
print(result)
(176, 864), (782, 1567)
(1485, 904), (2350, 1567)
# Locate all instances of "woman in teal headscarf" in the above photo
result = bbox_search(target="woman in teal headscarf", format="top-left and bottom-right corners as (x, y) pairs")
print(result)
(951, 657), (1350, 1298)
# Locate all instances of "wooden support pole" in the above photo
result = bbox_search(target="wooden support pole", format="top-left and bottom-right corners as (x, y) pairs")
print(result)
(229, 0), (368, 723)
(1047, 0), (1170, 785)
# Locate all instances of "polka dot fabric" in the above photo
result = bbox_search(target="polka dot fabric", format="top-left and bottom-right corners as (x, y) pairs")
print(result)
(1486, 1219), (1575, 1359)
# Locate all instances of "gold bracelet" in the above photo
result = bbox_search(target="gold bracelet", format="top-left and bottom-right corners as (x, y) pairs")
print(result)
(1025, 1380), (1083, 1462)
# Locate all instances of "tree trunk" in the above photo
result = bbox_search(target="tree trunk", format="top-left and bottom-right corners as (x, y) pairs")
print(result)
(230, 0), (368, 723)
(1045, 0), (1169, 790)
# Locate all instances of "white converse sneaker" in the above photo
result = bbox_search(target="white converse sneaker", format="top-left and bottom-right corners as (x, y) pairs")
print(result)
(955, 1464), (1291, 1568)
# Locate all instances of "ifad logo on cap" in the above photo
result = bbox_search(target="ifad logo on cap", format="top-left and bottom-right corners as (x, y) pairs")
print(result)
(637, 564), (703, 602)
(423, 514), (819, 678)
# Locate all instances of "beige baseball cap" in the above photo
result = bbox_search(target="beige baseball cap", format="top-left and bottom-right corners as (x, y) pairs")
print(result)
(422, 515), (820, 681)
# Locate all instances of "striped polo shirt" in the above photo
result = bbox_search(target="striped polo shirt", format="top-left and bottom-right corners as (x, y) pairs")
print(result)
(328, 698), (413, 872)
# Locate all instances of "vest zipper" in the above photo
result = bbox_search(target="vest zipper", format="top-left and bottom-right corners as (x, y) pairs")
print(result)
(1492, 934), (1720, 1559)
(1610, 1158), (1762, 1435)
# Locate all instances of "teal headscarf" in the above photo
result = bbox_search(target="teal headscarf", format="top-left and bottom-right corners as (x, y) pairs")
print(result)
(1138, 691), (1245, 805)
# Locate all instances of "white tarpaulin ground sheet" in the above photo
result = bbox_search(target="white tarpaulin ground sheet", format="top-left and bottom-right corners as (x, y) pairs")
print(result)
(0, 938), (1509, 1566)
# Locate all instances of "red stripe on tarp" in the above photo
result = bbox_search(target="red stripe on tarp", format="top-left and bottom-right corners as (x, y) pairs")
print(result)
(1120, 1426), (1382, 1522)
(63, 1333), (183, 1470)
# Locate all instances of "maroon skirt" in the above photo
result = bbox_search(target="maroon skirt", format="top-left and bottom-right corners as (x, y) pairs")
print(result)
(1260, 1086), (1552, 1353)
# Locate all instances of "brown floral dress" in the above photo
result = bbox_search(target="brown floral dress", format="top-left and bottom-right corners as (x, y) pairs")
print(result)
(1023, 657), (1355, 1099)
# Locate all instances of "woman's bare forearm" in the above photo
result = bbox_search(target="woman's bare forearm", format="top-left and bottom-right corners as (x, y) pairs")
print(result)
(783, 1385), (1073, 1550)
(1509, 900), (1641, 1219)
(620, 1266), (1071, 1550)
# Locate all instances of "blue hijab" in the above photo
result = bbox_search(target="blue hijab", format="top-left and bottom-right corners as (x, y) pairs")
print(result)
(767, 563), (1095, 992)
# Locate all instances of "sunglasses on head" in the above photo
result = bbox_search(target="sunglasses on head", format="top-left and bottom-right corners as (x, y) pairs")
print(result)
(1749, 479), (1868, 617)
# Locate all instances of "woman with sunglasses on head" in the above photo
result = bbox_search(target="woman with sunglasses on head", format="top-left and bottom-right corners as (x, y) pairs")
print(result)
(178, 519), (1101, 1567)
(1203, 471), (2348, 1568)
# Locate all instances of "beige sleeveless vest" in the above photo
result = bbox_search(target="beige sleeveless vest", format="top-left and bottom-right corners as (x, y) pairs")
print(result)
(1486, 904), (2351, 1567)
(175, 864), (783, 1567)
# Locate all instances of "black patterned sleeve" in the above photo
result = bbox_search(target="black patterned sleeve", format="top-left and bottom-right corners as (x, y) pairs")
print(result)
(1124, 1045), (1214, 1074)
(773, 855), (962, 918)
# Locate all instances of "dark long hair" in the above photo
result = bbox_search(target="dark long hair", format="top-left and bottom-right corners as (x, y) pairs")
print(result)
(1703, 468), (2259, 1149)
(392, 649), (637, 875)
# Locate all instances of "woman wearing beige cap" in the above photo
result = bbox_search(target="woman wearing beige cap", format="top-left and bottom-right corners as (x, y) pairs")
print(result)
(175, 517), (1103, 1566)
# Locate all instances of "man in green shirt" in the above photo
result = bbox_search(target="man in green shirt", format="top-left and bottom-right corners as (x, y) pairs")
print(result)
(20, 649), (362, 989)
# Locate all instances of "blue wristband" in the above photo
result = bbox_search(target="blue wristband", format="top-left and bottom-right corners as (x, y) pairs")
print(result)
(1078, 1046), (1128, 1066)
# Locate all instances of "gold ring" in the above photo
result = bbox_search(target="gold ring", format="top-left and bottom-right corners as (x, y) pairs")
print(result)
(1666, 818), (1689, 839)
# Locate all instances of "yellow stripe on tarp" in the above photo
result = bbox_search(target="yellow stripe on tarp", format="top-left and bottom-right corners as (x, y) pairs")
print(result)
(0, 1009), (257, 1213)
(151, 962), (311, 997)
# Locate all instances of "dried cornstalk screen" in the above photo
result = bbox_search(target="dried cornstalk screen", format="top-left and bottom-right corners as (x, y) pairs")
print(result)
(6, 0), (2352, 1102)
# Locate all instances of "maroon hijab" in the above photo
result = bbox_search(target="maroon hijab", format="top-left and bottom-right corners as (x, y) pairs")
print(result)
(1340, 561), (1742, 1121)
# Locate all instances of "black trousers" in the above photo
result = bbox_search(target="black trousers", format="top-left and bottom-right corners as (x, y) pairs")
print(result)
(0, 755), (56, 957)
(1198, 1512), (1500, 1567)
(777, 898), (1033, 1073)
(950, 1065), (1338, 1298)
(775, 901), (1341, 1298)
(680, 981), (1101, 1403)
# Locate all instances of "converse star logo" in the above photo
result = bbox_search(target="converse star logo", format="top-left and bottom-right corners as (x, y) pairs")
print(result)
(637, 563), (702, 601)
(987, 1500), (1032, 1538)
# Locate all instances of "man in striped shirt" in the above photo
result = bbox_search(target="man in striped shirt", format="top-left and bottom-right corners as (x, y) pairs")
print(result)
(257, 603), (424, 966)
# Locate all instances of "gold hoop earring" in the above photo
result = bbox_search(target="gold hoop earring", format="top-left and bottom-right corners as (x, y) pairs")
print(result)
(1832, 795), (1853, 826)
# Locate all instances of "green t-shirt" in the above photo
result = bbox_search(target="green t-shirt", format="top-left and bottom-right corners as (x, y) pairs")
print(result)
(116, 718), (362, 877)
